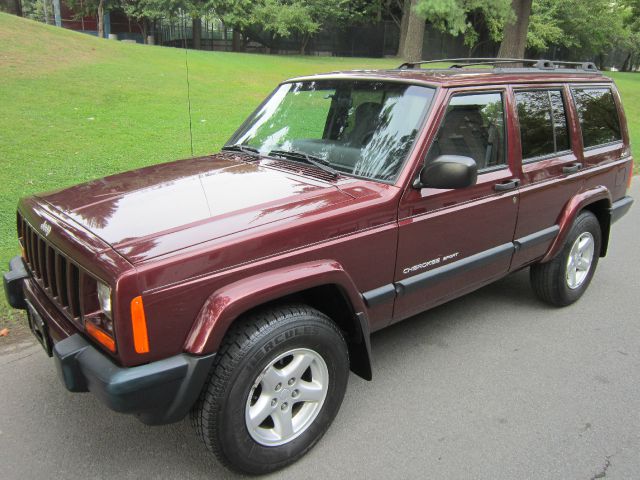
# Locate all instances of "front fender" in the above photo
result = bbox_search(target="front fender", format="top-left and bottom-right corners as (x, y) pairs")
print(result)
(184, 260), (367, 355)
(541, 186), (612, 263)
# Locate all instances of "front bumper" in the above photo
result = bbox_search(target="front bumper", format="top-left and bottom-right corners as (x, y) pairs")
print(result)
(3, 255), (28, 310)
(54, 335), (216, 425)
(4, 255), (216, 426)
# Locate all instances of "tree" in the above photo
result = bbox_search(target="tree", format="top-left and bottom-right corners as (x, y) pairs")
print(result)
(188, 0), (205, 49)
(64, 0), (114, 37)
(208, 0), (255, 51)
(526, 0), (627, 67)
(497, 0), (532, 58)
(251, 0), (347, 54)
(397, 0), (410, 56)
(398, 0), (513, 61)
(401, 0), (424, 61)
(620, 0), (640, 70)
(120, 0), (167, 43)
(97, 0), (105, 37)
(253, 0), (319, 54)
(524, 0), (564, 54)
(0, 0), (23, 16)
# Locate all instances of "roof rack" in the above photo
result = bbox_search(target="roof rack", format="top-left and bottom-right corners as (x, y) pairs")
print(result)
(397, 58), (600, 73)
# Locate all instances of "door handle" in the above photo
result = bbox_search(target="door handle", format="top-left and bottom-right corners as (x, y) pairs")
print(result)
(563, 162), (583, 174)
(494, 179), (520, 192)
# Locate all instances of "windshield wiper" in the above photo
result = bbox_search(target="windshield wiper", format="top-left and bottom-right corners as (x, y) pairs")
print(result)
(268, 149), (339, 178)
(222, 144), (260, 156)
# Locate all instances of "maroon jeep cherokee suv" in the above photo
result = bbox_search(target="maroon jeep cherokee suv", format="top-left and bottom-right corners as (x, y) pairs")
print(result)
(3, 58), (634, 474)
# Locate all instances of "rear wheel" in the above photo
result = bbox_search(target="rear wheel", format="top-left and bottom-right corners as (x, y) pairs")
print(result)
(530, 210), (601, 307)
(191, 304), (349, 474)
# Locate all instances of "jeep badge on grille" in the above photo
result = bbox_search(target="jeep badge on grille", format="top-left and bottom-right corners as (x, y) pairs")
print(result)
(40, 221), (51, 236)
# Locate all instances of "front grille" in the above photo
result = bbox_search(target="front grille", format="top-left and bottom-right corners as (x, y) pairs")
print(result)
(18, 214), (83, 319)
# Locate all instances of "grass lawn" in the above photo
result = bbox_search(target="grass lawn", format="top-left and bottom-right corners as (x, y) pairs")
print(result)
(0, 12), (638, 326)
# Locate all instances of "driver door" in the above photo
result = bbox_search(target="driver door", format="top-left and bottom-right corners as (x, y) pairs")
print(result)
(393, 88), (520, 322)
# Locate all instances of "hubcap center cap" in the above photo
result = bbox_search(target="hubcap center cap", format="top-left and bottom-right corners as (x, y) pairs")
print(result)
(279, 388), (291, 401)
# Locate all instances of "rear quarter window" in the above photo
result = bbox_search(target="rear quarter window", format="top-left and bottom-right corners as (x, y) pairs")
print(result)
(572, 87), (622, 148)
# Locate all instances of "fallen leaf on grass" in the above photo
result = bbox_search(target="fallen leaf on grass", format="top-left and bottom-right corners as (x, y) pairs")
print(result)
(0, 328), (9, 337)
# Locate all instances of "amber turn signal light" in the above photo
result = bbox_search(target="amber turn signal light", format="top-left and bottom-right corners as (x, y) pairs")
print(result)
(130, 296), (150, 354)
(86, 320), (116, 353)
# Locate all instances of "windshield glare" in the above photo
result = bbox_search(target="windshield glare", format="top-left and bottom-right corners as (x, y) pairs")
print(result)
(228, 80), (435, 182)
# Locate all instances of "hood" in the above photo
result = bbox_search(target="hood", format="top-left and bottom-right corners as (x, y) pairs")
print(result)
(39, 153), (354, 263)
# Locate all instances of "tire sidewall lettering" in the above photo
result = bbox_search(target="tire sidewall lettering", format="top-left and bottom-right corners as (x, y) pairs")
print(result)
(249, 324), (320, 369)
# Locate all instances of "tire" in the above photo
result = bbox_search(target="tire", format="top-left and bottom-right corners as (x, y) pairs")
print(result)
(530, 210), (602, 307)
(191, 304), (349, 474)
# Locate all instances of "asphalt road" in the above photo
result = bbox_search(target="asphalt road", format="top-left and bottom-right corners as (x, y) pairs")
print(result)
(1, 181), (638, 480)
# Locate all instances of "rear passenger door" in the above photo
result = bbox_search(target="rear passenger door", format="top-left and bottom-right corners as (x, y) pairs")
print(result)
(393, 88), (520, 322)
(509, 85), (584, 269)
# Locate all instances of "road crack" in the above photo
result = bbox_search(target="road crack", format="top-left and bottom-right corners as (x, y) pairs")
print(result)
(0, 350), (38, 367)
(591, 455), (612, 479)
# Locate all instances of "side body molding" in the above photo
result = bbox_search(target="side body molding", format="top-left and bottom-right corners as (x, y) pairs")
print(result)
(541, 186), (612, 263)
(184, 260), (369, 357)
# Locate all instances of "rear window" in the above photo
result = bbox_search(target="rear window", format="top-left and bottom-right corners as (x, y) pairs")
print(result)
(515, 90), (570, 160)
(572, 88), (622, 148)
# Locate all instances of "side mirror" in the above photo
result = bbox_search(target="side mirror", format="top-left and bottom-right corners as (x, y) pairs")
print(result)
(413, 155), (478, 190)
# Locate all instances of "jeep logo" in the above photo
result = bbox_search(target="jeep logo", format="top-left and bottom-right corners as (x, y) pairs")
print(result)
(39, 221), (52, 236)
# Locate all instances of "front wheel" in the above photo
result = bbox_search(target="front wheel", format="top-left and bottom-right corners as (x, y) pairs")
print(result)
(530, 210), (602, 307)
(191, 304), (349, 474)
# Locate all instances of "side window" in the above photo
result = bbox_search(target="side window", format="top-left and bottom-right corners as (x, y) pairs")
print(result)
(515, 89), (570, 160)
(572, 88), (622, 148)
(426, 92), (505, 170)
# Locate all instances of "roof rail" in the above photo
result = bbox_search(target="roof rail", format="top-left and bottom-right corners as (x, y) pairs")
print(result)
(397, 58), (600, 73)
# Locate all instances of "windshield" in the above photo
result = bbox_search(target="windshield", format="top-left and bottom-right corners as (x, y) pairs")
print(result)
(227, 80), (436, 182)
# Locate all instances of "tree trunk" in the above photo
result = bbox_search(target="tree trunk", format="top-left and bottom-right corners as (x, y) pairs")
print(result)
(1, 0), (24, 17)
(396, 0), (410, 57)
(232, 29), (241, 52)
(52, 0), (61, 26)
(43, 0), (50, 25)
(300, 34), (309, 55)
(401, 0), (425, 62)
(621, 52), (632, 72)
(97, 0), (104, 39)
(192, 17), (201, 50)
(497, 0), (533, 59)
(142, 18), (148, 44)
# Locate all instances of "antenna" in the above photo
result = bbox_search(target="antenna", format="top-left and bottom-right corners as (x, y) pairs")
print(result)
(183, 15), (194, 157)
(184, 48), (194, 157)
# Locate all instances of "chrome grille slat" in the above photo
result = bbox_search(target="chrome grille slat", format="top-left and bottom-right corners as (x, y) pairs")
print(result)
(46, 246), (56, 296)
(23, 219), (33, 265)
(55, 253), (67, 306)
(67, 263), (80, 318)
(30, 230), (38, 277)
(27, 224), (33, 264)
(37, 236), (45, 279)
(20, 219), (82, 320)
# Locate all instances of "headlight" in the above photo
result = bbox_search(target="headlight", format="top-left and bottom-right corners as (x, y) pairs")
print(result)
(97, 282), (112, 319)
